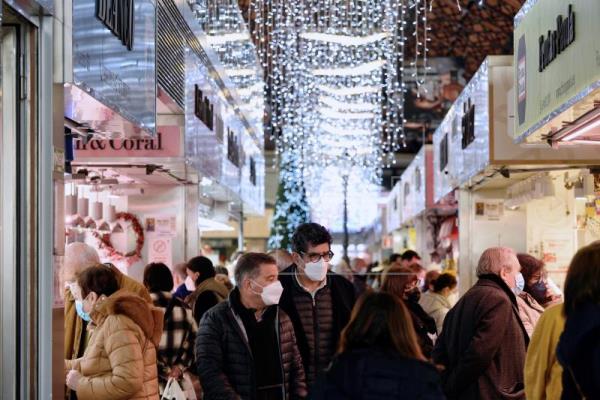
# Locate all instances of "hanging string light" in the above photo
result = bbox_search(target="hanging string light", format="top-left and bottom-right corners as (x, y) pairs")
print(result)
(247, 0), (432, 231)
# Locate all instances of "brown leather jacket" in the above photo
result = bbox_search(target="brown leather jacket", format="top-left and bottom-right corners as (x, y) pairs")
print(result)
(66, 291), (163, 400)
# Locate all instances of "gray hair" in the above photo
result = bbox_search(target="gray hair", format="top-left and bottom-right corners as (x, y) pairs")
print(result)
(234, 253), (276, 286)
(63, 242), (101, 283)
(476, 247), (517, 277)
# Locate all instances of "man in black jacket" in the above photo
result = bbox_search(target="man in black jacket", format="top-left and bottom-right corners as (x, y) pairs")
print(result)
(433, 247), (529, 400)
(195, 253), (307, 400)
(279, 223), (356, 387)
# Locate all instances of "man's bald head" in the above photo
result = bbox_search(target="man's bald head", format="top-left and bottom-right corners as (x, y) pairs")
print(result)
(63, 242), (100, 283)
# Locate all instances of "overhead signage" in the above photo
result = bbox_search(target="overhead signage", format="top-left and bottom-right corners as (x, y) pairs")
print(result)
(538, 4), (575, 72)
(514, 0), (600, 141)
(439, 134), (449, 172)
(461, 99), (475, 149)
(194, 84), (215, 130)
(73, 126), (181, 158)
(249, 157), (257, 186)
(185, 51), (222, 180)
(70, 0), (156, 135)
(96, 0), (135, 51)
(227, 129), (240, 167)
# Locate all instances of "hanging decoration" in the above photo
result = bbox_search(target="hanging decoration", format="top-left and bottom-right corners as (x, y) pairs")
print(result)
(93, 212), (145, 266)
(245, 0), (433, 232)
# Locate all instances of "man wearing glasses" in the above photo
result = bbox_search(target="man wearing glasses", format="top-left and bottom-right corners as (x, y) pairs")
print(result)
(278, 223), (356, 387)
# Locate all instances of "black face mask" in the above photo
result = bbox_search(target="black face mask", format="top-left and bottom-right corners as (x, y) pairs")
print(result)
(530, 280), (548, 302)
(406, 287), (421, 303)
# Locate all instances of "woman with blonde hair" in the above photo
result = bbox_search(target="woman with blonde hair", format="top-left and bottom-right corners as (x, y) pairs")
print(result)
(310, 292), (444, 399)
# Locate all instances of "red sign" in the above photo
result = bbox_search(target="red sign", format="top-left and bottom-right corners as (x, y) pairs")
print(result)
(74, 125), (181, 158)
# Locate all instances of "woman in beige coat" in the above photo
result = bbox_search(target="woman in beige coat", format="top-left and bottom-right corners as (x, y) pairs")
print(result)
(65, 264), (164, 400)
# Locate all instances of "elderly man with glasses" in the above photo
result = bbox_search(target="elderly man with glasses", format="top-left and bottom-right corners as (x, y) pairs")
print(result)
(278, 223), (356, 388)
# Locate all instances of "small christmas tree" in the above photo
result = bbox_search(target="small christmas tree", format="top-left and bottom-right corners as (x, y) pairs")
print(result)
(268, 152), (310, 250)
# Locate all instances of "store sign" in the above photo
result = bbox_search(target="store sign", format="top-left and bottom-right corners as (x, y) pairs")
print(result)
(73, 126), (181, 158)
(69, 0), (156, 135)
(249, 157), (257, 186)
(96, 0), (135, 51)
(538, 4), (575, 72)
(227, 129), (240, 167)
(194, 85), (215, 130)
(461, 98), (475, 149)
(439, 134), (449, 172)
(185, 51), (222, 181)
(514, 0), (600, 140)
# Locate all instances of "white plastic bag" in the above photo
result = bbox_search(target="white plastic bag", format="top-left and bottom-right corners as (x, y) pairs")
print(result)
(161, 377), (186, 400)
(181, 373), (198, 400)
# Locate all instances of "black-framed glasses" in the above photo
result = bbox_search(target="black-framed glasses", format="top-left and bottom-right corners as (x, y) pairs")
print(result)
(301, 251), (334, 263)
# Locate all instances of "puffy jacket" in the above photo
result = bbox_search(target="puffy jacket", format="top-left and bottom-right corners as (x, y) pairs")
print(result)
(64, 264), (152, 360)
(524, 304), (564, 400)
(557, 303), (600, 399)
(66, 290), (163, 400)
(309, 348), (445, 400)
(279, 265), (356, 384)
(432, 274), (529, 400)
(195, 299), (307, 400)
(516, 292), (545, 338)
(419, 291), (452, 335)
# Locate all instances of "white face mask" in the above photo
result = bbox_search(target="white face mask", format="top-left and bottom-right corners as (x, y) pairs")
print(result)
(185, 276), (196, 291)
(252, 280), (284, 306)
(304, 258), (328, 282)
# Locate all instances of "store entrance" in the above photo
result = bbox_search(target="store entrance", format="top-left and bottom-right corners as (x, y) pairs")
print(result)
(0, 5), (39, 399)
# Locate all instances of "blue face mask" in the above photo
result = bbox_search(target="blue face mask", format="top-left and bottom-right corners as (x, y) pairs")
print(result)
(75, 300), (92, 322)
(514, 273), (525, 294)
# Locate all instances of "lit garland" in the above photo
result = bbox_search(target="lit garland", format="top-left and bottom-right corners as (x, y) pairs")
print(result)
(245, 0), (433, 232)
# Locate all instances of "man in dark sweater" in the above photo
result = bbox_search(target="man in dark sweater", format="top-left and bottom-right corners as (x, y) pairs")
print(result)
(195, 253), (306, 400)
(279, 223), (356, 387)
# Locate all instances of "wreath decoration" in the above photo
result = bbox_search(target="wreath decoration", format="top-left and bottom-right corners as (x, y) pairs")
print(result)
(93, 212), (144, 265)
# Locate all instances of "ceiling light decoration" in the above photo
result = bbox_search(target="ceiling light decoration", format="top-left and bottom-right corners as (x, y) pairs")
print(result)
(312, 59), (385, 77)
(299, 31), (391, 46)
(319, 96), (378, 112)
(247, 0), (432, 232)
(318, 84), (381, 96)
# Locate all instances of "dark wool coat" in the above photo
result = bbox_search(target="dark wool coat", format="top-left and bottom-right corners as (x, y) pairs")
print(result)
(309, 348), (445, 400)
(278, 265), (356, 383)
(432, 274), (529, 400)
(195, 299), (307, 400)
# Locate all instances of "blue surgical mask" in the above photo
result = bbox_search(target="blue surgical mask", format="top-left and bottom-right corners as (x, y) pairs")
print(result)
(514, 273), (525, 294)
(75, 300), (92, 322)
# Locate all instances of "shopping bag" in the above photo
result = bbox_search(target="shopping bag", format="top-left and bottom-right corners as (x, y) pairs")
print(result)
(161, 377), (186, 400)
(181, 373), (198, 400)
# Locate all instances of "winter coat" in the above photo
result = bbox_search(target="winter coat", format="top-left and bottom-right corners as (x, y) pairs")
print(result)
(195, 299), (307, 400)
(516, 292), (545, 338)
(419, 291), (452, 334)
(432, 274), (529, 400)
(150, 291), (198, 393)
(279, 265), (356, 384)
(64, 265), (152, 361)
(524, 304), (564, 400)
(186, 277), (230, 324)
(309, 348), (445, 400)
(557, 303), (600, 400)
(66, 290), (163, 400)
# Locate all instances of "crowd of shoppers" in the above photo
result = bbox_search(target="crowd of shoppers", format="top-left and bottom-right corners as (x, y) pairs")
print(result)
(62, 226), (600, 400)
